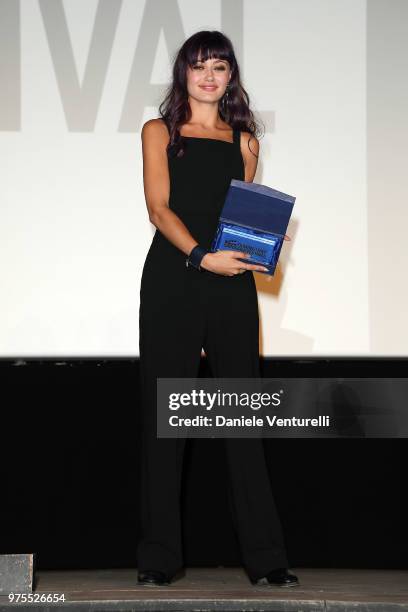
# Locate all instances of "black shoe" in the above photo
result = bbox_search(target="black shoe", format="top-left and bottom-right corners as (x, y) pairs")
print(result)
(251, 567), (299, 587)
(137, 570), (170, 586)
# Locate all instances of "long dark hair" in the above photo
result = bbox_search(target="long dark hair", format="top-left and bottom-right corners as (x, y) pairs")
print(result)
(158, 30), (264, 158)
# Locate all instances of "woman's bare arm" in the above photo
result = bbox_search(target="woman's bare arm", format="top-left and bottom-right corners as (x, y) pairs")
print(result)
(241, 132), (260, 182)
(141, 118), (199, 256)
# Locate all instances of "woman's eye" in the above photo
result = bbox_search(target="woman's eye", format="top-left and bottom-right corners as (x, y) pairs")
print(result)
(192, 65), (226, 70)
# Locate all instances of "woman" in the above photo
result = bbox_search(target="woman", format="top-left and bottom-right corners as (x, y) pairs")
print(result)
(137, 29), (298, 589)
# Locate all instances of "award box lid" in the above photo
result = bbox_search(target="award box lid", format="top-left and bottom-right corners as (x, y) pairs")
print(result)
(220, 179), (296, 235)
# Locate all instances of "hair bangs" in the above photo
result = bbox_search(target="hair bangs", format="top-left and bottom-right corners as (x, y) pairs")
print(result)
(185, 32), (232, 67)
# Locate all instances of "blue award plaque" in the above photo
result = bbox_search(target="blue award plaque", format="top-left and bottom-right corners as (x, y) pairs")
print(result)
(211, 179), (296, 275)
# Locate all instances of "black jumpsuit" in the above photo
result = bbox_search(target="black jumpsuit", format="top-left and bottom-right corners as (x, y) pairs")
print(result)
(137, 125), (289, 582)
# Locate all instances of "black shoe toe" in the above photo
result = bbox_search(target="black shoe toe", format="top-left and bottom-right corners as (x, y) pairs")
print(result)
(137, 570), (170, 586)
(251, 567), (299, 587)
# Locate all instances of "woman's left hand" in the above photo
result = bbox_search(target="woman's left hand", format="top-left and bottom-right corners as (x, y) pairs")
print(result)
(284, 234), (291, 241)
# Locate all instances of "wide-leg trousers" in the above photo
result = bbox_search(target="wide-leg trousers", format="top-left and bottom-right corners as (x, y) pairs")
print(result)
(137, 259), (289, 581)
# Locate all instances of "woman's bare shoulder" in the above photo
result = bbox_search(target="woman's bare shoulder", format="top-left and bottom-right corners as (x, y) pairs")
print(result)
(141, 118), (169, 144)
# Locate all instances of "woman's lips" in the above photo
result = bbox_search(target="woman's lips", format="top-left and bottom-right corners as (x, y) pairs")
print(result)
(200, 85), (217, 91)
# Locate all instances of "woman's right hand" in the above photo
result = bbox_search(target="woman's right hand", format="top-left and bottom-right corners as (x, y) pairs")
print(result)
(200, 250), (269, 276)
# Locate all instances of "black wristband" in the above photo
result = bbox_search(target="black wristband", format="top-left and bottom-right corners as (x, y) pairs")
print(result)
(186, 245), (209, 271)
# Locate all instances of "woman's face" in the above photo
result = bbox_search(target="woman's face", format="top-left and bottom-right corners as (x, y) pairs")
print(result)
(186, 55), (231, 104)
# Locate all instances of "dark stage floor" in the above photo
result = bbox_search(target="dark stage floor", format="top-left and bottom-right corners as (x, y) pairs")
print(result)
(1, 567), (408, 611)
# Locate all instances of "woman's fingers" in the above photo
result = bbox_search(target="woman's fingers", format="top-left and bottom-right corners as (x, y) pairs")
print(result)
(217, 250), (269, 274)
(237, 263), (268, 272)
(228, 250), (251, 260)
(229, 254), (268, 272)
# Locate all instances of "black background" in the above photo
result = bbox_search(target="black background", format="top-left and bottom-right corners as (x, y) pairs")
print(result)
(1, 357), (406, 571)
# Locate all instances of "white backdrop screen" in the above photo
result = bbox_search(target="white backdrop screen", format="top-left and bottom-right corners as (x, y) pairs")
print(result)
(1, 0), (407, 357)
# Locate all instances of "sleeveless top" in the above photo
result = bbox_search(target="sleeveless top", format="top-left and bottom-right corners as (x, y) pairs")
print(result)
(145, 126), (245, 268)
